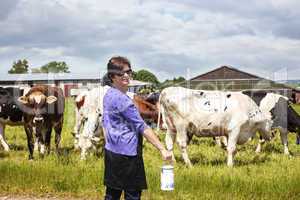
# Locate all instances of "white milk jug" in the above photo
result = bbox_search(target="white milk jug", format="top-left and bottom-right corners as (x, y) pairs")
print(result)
(161, 165), (174, 191)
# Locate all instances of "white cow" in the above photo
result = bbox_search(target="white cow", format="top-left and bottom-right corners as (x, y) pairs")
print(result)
(73, 86), (135, 160)
(73, 86), (110, 159)
(73, 90), (90, 149)
(158, 87), (272, 167)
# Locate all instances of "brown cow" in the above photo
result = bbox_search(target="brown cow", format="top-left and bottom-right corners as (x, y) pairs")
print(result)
(18, 85), (64, 159)
(133, 95), (159, 126)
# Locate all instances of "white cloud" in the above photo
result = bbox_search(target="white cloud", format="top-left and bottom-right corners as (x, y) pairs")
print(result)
(0, 0), (299, 81)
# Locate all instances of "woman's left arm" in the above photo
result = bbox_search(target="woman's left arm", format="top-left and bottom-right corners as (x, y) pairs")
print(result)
(120, 101), (148, 134)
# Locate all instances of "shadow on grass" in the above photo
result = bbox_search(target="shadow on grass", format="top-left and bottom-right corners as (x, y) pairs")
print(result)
(190, 138), (216, 147)
(55, 146), (104, 165)
(0, 151), (9, 158)
(9, 143), (27, 151)
(292, 152), (300, 157)
(59, 146), (75, 156)
(261, 143), (283, 154)
(174, 152), (271, 167)
(234, 154), (271, 167)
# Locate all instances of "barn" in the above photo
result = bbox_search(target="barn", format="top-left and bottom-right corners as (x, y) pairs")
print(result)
(0, 73), (101, 97)
(180, 65), (299, 102)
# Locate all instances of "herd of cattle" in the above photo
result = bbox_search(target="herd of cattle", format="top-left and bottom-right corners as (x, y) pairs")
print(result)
(0, 85), (300, 167)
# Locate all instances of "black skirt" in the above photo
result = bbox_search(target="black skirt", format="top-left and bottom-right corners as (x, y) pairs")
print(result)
(104, 148), (147, 190)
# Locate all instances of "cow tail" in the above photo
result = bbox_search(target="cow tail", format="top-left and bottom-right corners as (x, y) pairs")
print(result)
(156, 92), (163, 131)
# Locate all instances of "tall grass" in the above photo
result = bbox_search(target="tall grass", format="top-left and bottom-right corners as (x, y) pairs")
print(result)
(0, 99), (300, 199)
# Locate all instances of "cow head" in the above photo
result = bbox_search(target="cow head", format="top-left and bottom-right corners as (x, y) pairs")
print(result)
(81, 107), (102, 137)
(78, 106), (103, 159)
(260, 118), (274, 141)
(18, 91), (57, 124)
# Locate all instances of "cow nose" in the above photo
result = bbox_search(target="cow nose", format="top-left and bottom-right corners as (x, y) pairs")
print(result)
(33, 116), (44, 123)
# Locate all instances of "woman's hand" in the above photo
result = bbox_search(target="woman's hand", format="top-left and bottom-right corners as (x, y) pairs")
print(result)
(143, 128), (173, 162)
(160, 149), (172, 161)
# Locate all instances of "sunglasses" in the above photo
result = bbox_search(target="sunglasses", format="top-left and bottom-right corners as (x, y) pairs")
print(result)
(115, 69), (133, 77)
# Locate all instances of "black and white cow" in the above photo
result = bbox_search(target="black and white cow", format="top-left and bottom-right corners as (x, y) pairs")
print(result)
(243, 91), (300, 154)
(158, 87), (272, 167)
(0, 87), (25, 151)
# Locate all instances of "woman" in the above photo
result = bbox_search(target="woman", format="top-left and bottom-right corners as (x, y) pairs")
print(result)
(102, 56), (172, 200)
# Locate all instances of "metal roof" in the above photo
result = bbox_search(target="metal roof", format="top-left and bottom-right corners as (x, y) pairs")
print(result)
(128, 80), (152, 86)
(0, 73), (101, 82)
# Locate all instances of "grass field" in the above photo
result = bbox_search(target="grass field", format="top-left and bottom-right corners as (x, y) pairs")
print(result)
(0, 99), (300, 199)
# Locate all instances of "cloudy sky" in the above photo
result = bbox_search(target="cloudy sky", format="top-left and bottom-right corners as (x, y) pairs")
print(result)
(0, 0), (300, 81)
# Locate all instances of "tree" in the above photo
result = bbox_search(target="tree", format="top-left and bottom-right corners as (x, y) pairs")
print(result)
(176, 76), (186, 82)
(159, 76), (186, 89)
(31, 68), (42, 73)
(132, 71), (138, 80)
(39, 61), (70, 73)
(8, 59), (29, 74)
(135, 69), (159, 84)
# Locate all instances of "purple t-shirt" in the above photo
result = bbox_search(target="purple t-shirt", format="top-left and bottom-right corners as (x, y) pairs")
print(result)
(103, 87), (148, 156)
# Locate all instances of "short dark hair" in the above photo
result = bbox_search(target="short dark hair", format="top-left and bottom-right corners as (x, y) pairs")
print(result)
(107, 56), (131, 80)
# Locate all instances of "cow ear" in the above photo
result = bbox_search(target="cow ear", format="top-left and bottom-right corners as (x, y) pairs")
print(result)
(18, 96), (29, 104)
(46, 96), (57, 104)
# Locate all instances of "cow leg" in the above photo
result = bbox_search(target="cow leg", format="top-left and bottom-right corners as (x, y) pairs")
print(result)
(255, 135), (265, 153)
(54, 125), (62, 155)
(221, 136), (228, 148)
(214, 136), (228, 149)
(34, 137), (40, 152)
(44, 128), (52, 155)
(32, 127), (40, 153)
(78, 134), (89, 160)
(80, 141), (88, 160)
(38, 132), (46, 157)
(165, 128), (176, 162)
(73, 113), (83, 150)
(227, 128), (239, 167)
(24, 125), (34, 160)
(0, 123), (10, 151)
(279, 128), (290, 155)
(214, 137), (222, 147)
(176, 127), (192, 167)
(296, 132), (300, 145)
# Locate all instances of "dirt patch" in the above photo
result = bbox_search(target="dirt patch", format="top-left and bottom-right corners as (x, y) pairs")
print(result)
(0, 196), (81, 200)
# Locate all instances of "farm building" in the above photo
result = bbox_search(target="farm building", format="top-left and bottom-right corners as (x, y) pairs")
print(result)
(128, 80), (153, 93)
(0, 73), (101, 97)
(180, 65), (300, 103)
(0, 73), (153, 97)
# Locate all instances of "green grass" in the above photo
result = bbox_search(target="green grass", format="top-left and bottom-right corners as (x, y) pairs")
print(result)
(1, 99), (300, 199)
(292, 104), (300, 113)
